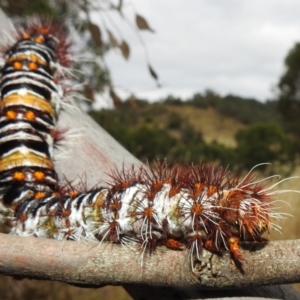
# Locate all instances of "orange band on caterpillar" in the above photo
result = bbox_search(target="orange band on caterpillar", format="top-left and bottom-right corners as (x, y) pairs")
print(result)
(1, 93), (55, 117)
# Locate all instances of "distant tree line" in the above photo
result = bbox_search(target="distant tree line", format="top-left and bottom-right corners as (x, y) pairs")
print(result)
(163, 91), (283, 126)
(90, 94), (297, 174)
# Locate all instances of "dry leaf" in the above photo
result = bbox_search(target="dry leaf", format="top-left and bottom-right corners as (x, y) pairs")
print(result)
(117, 0), (123, 13)
(107, 30), (118, 48)
(83, 84), (95, 102)
(109, 87), (122, 107)
(136, 14), (154, 33)
(119, 40), (130, 60)
(88, 22), (103, 48)
(148, 64), (158, 80)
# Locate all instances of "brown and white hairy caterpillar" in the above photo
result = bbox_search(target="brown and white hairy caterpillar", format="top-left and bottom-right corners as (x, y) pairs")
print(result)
(0, 18), (296, 268)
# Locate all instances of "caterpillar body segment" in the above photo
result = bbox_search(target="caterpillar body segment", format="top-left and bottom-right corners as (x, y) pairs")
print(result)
(0, 20), (68, 214)
(10, 162), (287, 265)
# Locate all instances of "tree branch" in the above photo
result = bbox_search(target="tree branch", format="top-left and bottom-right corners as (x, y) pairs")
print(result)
(0, 233), (300, 290)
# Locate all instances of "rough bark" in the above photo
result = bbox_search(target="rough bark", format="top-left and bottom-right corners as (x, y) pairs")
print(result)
(1, 233), (300, 289)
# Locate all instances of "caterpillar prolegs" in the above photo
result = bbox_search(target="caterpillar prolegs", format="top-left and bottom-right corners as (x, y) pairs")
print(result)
(0, 19), (295, 267)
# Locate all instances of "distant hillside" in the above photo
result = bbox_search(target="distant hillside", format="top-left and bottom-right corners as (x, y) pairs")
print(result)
(159, 105), (244, 147)
(89, 93), (295, 171)
(164, 91), (283, 126)
(90, 101), (244, 148)
(91, 93), (283, 144)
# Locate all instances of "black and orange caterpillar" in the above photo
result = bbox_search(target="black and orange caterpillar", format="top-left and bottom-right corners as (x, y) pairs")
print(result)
(0, 19), (294, 267)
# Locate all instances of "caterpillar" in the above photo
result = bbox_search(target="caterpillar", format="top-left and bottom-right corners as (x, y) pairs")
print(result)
(0, 18), (295, 268)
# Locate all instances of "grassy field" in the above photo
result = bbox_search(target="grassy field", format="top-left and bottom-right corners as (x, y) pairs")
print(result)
(269, 167), (300, 241)
(165, 105), (245, 147)
(268, 166), (300, 292)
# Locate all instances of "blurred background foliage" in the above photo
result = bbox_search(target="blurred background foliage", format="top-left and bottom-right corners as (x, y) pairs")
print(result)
(90, 93), (298, 174)
(278, 42), (300, 141)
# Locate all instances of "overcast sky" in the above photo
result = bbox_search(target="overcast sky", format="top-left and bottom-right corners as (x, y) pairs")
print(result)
(92, 0), (300, 106)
